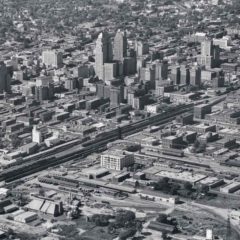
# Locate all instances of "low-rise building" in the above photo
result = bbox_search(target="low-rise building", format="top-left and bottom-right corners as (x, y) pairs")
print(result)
(194, 104), (212, 119)
(138, 190), (179, 205)
(162, 135), (183, 149)
(220, 182), (240, 194)
(167, 92), (197, 104)
(14, 211), (38, 223)
(186, 123), (216, 134)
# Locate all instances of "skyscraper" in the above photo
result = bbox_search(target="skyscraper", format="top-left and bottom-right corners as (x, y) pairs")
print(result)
(35, 76), (54, 102)
(201, 39), (213, 56)
(95, 31), (113, 80)
(190, 66), (201, 87)
(180, 65), (190, 85)
(197, 39), (220, 69)
(104, 63), (117, 83)
(0, 62), (11, 93)
(110, 85), (124, 107)
(113, 30), (127, 61)
(42, 50), (63, 68)
(135, 41), (149, 57)
(154, 60), (168, 82)
(171, 65), (181, 85)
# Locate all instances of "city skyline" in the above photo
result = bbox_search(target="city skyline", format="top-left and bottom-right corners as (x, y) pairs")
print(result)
(0, 0), (239, 240)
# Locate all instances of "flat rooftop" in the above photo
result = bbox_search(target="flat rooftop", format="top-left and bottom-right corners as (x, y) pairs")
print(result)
(155, 170), (206, 183)
(143, 166), (207, 183)
(221, 181), (240, 191)
(199, 177), (220, 185)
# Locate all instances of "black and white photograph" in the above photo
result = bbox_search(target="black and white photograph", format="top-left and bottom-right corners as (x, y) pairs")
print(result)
(0, 0), (239, 239)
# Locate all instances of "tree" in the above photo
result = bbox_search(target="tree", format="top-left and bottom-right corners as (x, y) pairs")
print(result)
(39, 188), (45, 197)
(136, 220), (143, 234)
(154, 177), (170, 191)
(126, 144), (141, 152)
(116, 210), (136, 228)
(191, 140), (206, 153)
(119, 228), (137, 240)
(197, 184), (209, 194)
(162, 232), (168, 240)
(183, 182), (193, 192)
(108, 222), (116, 234)
(198, 142), (206, 153)
(157, 214), (168, 224)
(170, 184), (180, 195)
(92, 214), (111, 226)
(191, 140), (200, 153)
(11, 137), (22, 148)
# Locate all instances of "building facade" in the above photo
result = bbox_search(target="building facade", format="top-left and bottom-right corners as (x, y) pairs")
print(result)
(101, 152), (134, 170)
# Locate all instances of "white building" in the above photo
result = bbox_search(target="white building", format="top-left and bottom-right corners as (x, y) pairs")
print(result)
(101, 151), (134, 171)
(0, 188), (9, 198)
(230, 210), (240, 222)
(206, 229), (213, 240)
(213, 36), (232, 51)
(146, 104), (160, 114)
(42, 50), (63, 68)
(138, 190), (179, 205)
(32, 125), (48, 144)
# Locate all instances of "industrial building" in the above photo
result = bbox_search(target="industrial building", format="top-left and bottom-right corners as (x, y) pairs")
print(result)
(100, 150), (134, 171)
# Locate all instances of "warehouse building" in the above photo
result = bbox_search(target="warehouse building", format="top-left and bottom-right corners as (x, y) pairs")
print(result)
(220, 182), (240, 194)
(138, 190), (179, 205)
(14, 211), (38, 223)
(101, 150), (134, 171)
(26, 199), (63, 217)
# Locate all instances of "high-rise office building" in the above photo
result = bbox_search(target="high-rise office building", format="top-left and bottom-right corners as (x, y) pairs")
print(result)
(42, 50), (63, 68)
(96, 82), (111, 99)
(201, 39), (213, 56)
(110, 85), (124, 107)
(180, 65), (190, 85)
(35, 76), (54, 102)
(123, 57), (136, 76)
(104, 63), (117, 83)
(0, 62), (11, 93)
(113, 30), (127, 61)
(140, 67), (155, 84)
(65, 78), (77, 91)
(95, 31), (113, 80)
(190, 66), (201, 87)
(154, 60), (168, 82)
(171, 65), (181, 85)
(135, 41), (149, 57)
(197, 39), (220, 69)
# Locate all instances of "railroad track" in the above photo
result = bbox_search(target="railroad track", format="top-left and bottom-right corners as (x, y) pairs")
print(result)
(1, 104), (194, 182)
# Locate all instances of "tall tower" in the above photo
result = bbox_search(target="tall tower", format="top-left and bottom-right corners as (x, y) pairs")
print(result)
(42, 50), (63, 68)
(95, 31), (113, 80)
(35, 76), (54, 102)
(135, 41), (149, 57)
(190, 66), (201, 87)
(201, 39), (213, 56)
(155, 60), (168, 82)
(171, 65), (180, 85)
(113, 29), (127, 61)
(197, 39), (220, 69)
(0, 62), (11, 93)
